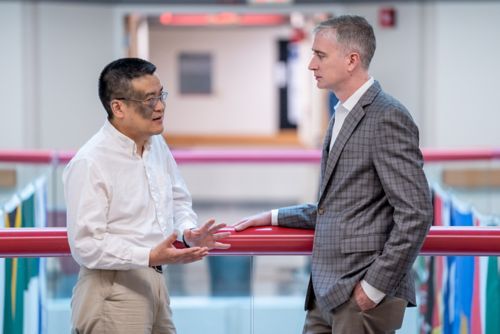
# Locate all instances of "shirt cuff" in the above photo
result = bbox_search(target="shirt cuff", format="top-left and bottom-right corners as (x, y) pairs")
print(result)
(271, 209), (279, 226)
(361, 280), (385, 304)
(182, 233), (191, 248)
(175, 221), (198, 242)
(131, 246), (152, 267)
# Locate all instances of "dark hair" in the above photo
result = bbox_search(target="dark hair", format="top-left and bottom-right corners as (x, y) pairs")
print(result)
(98, 58), (156, 119)
(314, 15), (376, 70)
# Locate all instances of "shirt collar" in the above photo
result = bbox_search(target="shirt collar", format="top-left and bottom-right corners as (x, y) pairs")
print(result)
(340, 77), (374, 112)
(102, 120), (151, 157)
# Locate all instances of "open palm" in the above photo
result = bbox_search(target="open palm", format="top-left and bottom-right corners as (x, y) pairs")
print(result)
(183, 219), (231, 250)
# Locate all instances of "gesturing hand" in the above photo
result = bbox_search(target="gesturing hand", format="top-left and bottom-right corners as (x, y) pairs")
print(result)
(183, 219), (231, 250)
(149, 232), (209, 266)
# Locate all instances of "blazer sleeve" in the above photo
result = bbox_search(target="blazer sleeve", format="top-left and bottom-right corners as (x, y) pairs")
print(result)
(278, 203), (317, 230)
(363, 107), (433, 294)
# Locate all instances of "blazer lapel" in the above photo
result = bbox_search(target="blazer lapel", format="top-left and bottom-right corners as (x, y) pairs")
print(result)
(318, 82), (381, 201)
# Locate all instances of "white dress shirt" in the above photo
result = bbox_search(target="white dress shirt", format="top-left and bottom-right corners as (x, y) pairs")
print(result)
(330, 77), (374, 150)
(272, 77), (384, 304)
(329, 104), (348, 150)
(63, 120), (197, 270)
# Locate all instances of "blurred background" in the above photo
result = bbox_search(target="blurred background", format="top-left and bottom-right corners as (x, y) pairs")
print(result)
(1, 0), (500, 333)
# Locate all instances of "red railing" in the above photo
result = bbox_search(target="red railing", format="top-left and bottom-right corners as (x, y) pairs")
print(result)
(1, 149), (500, 258)
(1, 226), (500, 258)
(2, 148), (500, 164)
(0, 150), (57, 164)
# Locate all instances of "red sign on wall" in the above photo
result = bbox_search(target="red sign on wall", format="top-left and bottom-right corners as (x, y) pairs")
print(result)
(379, 7), (397, 28)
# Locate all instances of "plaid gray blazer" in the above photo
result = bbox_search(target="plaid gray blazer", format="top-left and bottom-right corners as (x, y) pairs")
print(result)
(278, 81), (433, 312)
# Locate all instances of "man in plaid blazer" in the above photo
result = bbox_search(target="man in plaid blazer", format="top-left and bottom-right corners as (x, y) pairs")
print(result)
(235, 15), (433, 333)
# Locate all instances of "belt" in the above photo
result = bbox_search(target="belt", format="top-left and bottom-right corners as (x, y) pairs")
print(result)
(151, 265), (163, 274)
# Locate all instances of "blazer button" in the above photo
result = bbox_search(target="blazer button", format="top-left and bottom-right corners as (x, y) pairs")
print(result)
(318, 208), (325, 215)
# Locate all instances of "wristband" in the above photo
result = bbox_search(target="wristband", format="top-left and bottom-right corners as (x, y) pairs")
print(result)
(182, 234), (190, 248)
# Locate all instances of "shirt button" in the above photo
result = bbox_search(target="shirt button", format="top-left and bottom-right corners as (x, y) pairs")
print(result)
(318, 208), (325, 215)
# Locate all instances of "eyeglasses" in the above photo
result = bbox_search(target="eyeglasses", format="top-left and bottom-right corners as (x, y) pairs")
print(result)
(116, 91), (168, 109)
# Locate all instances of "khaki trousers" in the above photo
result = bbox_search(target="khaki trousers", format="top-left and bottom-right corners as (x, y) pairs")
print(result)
(71, 267), (176, 334)
(303, 294), (407, 334)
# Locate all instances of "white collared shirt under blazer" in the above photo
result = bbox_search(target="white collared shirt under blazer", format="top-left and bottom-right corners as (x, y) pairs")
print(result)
(63, 120), (197, 270)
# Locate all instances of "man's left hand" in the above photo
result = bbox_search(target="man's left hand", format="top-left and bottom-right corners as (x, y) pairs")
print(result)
(183, 219), (231, 250)
(353, 282), (377, 311)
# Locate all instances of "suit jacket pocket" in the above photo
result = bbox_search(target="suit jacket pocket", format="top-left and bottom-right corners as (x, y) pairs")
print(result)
(341, 234), (386, 254)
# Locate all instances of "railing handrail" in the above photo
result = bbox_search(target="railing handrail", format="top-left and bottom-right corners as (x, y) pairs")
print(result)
(1, 226), (499, 258)
(0, 149), (58, 164)
(3, 149), (500, 257)
(2, 148), (500, 164)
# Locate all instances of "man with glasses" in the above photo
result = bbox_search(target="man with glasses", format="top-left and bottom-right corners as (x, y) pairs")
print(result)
(63, 58), (230, 334)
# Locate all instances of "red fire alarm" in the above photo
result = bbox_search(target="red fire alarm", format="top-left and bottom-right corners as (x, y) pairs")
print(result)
(379, 7), (396, 28)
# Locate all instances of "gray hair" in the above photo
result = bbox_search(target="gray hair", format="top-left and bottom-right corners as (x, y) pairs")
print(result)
(314, 15), (376, 70)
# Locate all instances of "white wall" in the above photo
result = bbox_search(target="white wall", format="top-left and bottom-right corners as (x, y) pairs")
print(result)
(150, 26), (289, 135)
(347, 3), (424, 128)
(2, 2), (500, 150)
(0, 2), (25, 149)
(432, 2), (500, 148)
(0, 2), (118, 150)
(350, 1), (500, 148)
(37, 3), (116, 149)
